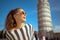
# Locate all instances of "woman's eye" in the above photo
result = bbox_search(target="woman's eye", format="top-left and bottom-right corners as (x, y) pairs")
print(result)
(22, 11), (25, 14)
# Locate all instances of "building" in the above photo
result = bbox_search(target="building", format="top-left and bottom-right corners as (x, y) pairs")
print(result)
(38, 0), (53, 40)
(34, 31), (60, 40)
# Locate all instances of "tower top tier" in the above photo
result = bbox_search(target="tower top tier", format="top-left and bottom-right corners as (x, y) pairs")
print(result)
(39, 0), (48, 2)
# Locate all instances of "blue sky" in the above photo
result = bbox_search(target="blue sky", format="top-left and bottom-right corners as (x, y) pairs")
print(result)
(0, 0), (60, 32)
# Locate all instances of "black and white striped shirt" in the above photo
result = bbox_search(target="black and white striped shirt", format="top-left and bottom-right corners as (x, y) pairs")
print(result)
(5, 24), (36, 40)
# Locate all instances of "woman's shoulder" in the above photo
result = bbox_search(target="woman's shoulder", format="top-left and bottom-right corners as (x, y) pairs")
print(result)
(25, 24), (33, 29)
(26, 23), (32, 26)
(25, 23), (32, 27)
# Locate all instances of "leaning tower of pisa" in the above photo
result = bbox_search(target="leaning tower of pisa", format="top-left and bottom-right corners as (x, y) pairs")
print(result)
(38, 0), (53, 40)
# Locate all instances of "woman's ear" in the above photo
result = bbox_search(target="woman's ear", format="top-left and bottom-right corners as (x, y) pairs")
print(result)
(14, 14), (16, 19)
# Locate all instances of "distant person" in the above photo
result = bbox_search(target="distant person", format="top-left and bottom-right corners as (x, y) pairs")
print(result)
(5, 8), (36, 40)
(34, 31), (38, 40)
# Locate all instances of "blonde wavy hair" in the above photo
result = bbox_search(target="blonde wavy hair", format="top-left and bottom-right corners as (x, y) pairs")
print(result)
(5, 8), (22, 30)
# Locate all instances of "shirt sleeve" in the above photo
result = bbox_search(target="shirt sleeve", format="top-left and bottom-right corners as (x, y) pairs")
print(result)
(29, 24), (36, 40)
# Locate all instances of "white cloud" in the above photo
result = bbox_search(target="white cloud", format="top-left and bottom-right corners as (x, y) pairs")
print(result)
(53, 25), (60, 33)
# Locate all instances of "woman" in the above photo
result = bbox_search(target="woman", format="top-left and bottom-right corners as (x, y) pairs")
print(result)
(5, 8), (36, 40)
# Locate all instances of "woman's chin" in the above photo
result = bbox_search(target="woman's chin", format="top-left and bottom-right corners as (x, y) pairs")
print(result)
(22, 19), (26, 22)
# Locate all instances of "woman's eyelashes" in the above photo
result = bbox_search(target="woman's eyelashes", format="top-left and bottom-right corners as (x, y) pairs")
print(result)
(22, 11), (26, 14)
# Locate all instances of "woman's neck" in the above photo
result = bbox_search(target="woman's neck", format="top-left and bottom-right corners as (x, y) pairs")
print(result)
(16, 21), (25, 29)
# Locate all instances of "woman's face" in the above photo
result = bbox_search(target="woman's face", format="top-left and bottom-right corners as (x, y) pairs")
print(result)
(14, 9), (26, 22)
